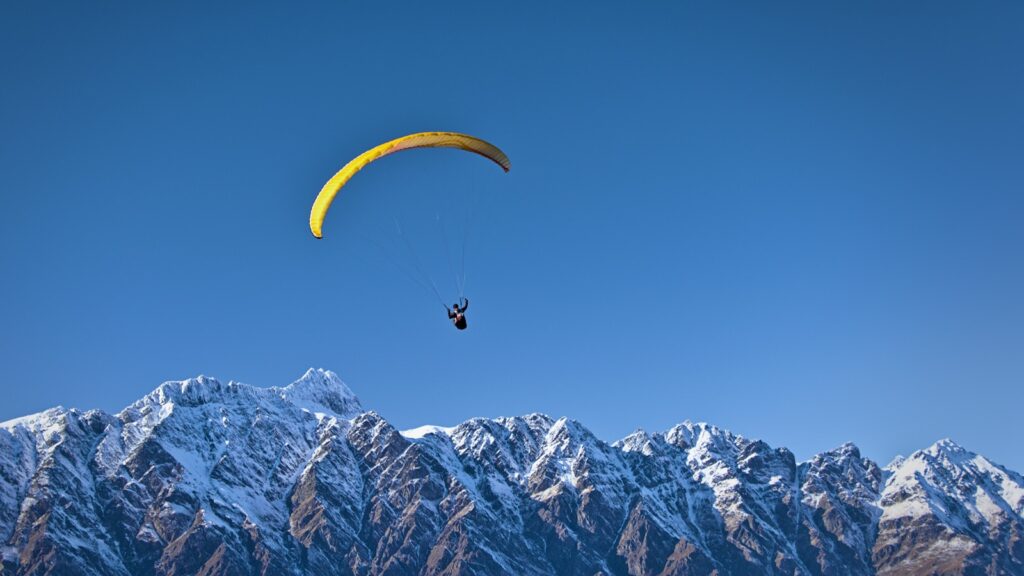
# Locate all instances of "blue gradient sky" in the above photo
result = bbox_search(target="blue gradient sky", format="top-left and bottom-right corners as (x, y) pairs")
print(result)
(2, 1), (1022, 470)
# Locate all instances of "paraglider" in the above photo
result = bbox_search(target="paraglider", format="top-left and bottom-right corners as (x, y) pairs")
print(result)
(309, 132), (510, 239)
(309, 132), (509, 330)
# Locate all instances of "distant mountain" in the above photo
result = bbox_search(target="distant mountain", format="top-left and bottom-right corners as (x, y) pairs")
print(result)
(2, 369), (1022, 575)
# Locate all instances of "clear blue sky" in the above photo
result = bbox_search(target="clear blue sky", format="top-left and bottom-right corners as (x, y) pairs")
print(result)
(2, 1), (1022, 470)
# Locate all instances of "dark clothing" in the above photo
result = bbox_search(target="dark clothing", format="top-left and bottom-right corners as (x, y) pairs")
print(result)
(452, 315), (467, 330)
(448, 298), (469, 330)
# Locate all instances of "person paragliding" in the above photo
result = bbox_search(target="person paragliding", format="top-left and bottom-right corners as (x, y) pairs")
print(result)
(447, 298), (469, 330)
(309, 132), (508, 329)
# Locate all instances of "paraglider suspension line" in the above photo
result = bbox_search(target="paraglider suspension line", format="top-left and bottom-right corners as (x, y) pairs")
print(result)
(437, 212), (464, 301)
(347, 230), (444, 309)
(393, 217), (448, 309)
(458, 191), (480, 302)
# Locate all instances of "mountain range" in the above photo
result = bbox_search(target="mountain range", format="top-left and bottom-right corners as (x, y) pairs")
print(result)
(2, 369), (1022, 575)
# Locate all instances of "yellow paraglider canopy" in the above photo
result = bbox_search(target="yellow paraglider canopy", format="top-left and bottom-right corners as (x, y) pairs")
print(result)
(310, 132), (510, 238)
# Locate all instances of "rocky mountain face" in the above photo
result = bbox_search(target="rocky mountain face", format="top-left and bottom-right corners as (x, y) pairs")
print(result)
(1, 370), (1022, 576)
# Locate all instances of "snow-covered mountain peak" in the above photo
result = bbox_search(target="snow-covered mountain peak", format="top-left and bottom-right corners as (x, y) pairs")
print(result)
(814, 441), (866, 467)
(401, 424), (455, 439)
(276, 368), (362, 419)
(516, 412), (556, 429)
(664, 421), (743, 466)
(614, 428), (650, 452)
(922, 437), (971, 462)
(118, 369), (362, 423)
(882, 439), (977, 487)
(120, 375), (234, 418)
(877, 435), (1024, 541)
(545, 416), (590, 444)
(284, 367), (351, 394)
(835, 441), (860, 456)
(885, 454), (906, 472)
(0, 406), (68, 433)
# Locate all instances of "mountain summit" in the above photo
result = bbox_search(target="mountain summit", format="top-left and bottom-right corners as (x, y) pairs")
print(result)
(2, 370), (1022, 575)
